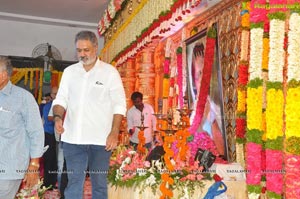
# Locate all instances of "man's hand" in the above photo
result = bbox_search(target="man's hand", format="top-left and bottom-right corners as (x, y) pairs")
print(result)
(54, 117), (64, 134)
(23, 165), (39, 189)
(105, 132), (119, 151)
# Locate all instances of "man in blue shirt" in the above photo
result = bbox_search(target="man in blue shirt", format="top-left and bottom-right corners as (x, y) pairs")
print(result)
(0, 56), (44, 199)
(42, 86), (58, 189)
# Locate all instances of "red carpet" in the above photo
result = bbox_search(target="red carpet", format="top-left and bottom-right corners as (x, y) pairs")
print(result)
(44, 177), (92, 199)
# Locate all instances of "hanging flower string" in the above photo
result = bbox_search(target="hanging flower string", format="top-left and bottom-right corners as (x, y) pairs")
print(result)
(34, 70), (39, 99)
(137, 130), (146, 154)
(38, 69), (44, 104)
(236, 0), (250, 152)
(159, 173), (174, 199)
(285, 11), (300, 198)
(162, 58), (170, 98)
(246, 0), (266, 197)
(176, 47), (184, 108)
(160, 131), (175, 199)
(189, 27), (217, 134)
(175, 129), (190, 161)
(264, 0), (286, 197)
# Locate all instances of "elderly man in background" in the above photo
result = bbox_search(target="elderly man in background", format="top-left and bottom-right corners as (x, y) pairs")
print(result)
(0, 56), (44, 199)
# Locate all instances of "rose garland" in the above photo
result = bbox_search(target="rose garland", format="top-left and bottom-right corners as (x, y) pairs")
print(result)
(189, 27), (216, 134)
(285, 11), (300, 198)
(176, 47), (184, 108)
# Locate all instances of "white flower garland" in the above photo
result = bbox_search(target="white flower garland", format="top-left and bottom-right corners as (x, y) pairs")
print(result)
(268, 19), (285, 82)
(288, 13), (300, 81)
(248, 192), (260, 199)
(249, 28), (264, 80)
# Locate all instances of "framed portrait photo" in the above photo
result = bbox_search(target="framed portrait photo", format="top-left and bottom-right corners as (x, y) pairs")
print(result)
(185, 23), (228, 159)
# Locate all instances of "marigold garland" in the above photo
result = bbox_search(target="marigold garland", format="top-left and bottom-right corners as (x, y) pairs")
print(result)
(266, 88), (283, 140)
(24, 70), (28, 86)
(236, 0), (251, 168)
(262, 37), (269, 71)
(237, 90), (246, 113)
(246, 85), (263, 130)
(264, 4), (286, 198)
(159, 173), (174, 199)
(162, 132), (175, 171)
(175, 129), (190, 161)
(29, 69), (34, 90)
(285, 12), (300, 198)
(137, 130), (146, 154)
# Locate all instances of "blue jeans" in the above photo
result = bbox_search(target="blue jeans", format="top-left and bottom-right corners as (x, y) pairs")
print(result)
(57, 142), (64, 190)
(63, 142), (111, 199)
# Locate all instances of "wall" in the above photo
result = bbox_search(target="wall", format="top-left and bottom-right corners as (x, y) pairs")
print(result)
(0, 19), (104, 61)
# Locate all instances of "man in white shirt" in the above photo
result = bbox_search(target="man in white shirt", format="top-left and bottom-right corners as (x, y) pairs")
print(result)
(52, 31), (126, 199)
(127, 92), (156, 150)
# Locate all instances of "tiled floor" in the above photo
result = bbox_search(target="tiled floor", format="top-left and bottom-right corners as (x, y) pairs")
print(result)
(44, 177), (92, 199)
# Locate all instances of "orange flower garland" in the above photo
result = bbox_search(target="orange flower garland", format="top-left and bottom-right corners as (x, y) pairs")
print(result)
(159, 173), (174, 199)
(137, 130), (146, 154)
(175, 129), (190, 161)
(162, 132), (175, 171)
(160, 131), (175, 199)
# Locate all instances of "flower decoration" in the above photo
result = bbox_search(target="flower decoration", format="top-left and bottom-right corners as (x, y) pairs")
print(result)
(15, 179), (50, 199)
(137, 130), (146, 154)
(108, 140), (209, 198)
(189, 27), (216, 134)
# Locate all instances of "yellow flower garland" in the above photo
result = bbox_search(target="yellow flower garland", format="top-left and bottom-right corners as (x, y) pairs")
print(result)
(266, 89), (284, 139)
(246, 87), (263, 130)
(237, 90), (246, 113)
(285, 88), (300, 138)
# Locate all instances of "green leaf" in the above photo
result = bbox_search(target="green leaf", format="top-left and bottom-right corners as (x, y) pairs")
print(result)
(250, 23), (264, 29)
(268, 12), (286, 21)
(266, 81), (282, 90)
(286, 136), (300, 155)
(288, 79), (300, 88)
(246, 129), (264, 144)
(236, 137), (246, 144)
(247, 185), (262, 194)
(265, 137), (283, 150)
(247, 78), (263, 88)
(267, 191), (282, 199)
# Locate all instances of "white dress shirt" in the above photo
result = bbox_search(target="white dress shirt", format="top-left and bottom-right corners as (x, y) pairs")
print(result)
(126, 103), (157, 144)
(52, 59), (126, 145)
